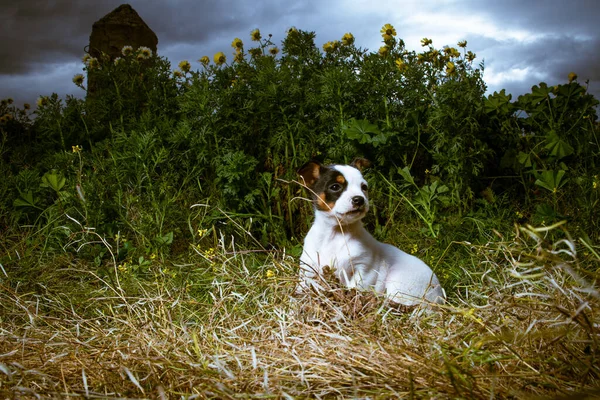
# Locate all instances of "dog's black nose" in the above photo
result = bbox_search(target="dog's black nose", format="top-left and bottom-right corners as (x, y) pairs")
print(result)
(352, 196), (365, 207)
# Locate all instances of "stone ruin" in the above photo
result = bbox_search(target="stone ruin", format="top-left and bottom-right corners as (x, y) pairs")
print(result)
(86, 4), (158, 98)
(88, 4), (158, 61)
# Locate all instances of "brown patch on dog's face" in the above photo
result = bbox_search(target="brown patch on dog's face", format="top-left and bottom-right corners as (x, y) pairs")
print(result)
(298, 161), (348, 212)
(350, 158), (371, 171)
(316, 192), (334, 211)
(297, 161), (322, 187)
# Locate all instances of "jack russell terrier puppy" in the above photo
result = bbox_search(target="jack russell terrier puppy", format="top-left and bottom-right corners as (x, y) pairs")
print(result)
(297, 159), (445, 306)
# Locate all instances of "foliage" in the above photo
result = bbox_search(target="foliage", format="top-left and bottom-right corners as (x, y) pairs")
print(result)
(0, 23), (598, 284)
(484, 80), (599, 226)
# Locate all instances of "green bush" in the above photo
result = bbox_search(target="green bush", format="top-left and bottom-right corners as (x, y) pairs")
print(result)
(1, 24), (598, 268)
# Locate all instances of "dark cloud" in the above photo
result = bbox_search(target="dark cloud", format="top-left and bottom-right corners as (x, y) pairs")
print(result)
(0, 0), (599, 108)
(0, 0), (321, 106)
(455, 0), (600, 35)
(468, 32), (600, 99)
(0, 0), (318, 75)
(1, 2), (107, 74)
(446, 0), (600, 99)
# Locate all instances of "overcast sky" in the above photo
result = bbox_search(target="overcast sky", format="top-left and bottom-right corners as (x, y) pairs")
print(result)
(1, 0), (599, 110)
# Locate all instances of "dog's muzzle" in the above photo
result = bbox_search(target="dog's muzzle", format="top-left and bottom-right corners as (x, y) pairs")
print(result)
(348, 196), (367, 214)
(351, 196), (365, 208)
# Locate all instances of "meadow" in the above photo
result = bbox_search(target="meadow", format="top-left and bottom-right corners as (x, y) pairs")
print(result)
(0, 25), (599, 398)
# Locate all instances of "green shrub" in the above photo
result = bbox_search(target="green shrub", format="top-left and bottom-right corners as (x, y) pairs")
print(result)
(1, 24), (598, 267)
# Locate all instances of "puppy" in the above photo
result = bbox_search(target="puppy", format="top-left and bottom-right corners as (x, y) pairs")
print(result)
(297, 159), (445, 306)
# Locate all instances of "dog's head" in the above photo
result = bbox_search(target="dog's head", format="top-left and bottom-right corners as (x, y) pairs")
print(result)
(298, 158), (371, 224)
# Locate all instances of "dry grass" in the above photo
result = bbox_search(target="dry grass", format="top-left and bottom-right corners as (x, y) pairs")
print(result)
(1, 224), (599, 399)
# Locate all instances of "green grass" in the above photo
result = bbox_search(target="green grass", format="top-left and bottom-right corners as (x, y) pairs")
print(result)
(1, 221), (598, 399)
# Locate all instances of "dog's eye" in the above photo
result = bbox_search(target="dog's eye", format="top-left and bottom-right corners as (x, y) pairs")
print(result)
(329, 183), (342, 192)
(361, 183), (368, 192)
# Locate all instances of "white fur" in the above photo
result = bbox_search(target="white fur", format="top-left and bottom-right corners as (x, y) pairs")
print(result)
(299, 164), (445, 306)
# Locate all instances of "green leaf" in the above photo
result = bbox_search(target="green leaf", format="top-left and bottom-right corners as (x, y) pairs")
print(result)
(40, 170), (66, 193)
(529, 82), (552, 105)
(397, 167), (415, 186)
(556, 82), (585, 99)
(341, 118), (387, 146)
(517, 151), (533, 168)
(14, 191), (38, 208)
(544, 130), (574, 160)
(484, 89), (512, 115)
(155, 231), (174, 246)
(534, 169), (567, 193)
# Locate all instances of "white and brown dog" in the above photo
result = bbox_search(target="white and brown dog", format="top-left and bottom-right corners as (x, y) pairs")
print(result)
(298, 159), (445, 306)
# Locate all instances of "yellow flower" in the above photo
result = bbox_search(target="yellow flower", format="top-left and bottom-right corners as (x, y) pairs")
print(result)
(122, 45), (134, 56)
(457, 40), (467, 48)
(162, 267), (177, 279)
(395, 58), (407, 72)
(214, 51), (226, 65)
(199, 56), (210, 66)
(378, 46), (389, 56)
(421, 38), (432, 47)
(173, 70), (183, 78)
(250, 28), (261, 41)
(380, 23), (396, 40)
(204, 247), (216, 259)
(231, 37), (244, 50)
(446, 61), (456, 75)
(87, 57), (99, 69)
(36, 96), (48, 108)
(72, 145), (82, 153)
(266, 269), (275, 279)
(341, 33), (354, 46)
(72, 74), (85, 87)
(568, 72), (577, 83)
(269, 46), (279, 55)
(150, 253), (157, 260)
(466, 51), (476, 62)
(410, 244), (418, 255)
(82, 53), (92, 64)
(197, 228), (208, 237)
(138, 46), (152, 59)
(178, 60), (191, 73)
(323, 41), (336, 53)
(444, 47), (460, 58)
(118, 262), (129, 273)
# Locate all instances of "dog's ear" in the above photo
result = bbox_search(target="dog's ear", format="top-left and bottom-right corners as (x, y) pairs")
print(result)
(297, 160), (322, 187)
(351, 158), (371, 171)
